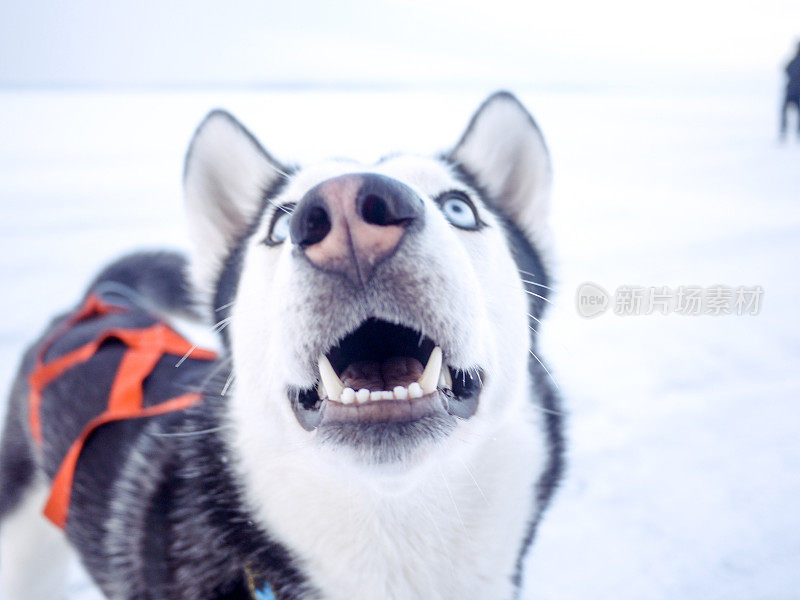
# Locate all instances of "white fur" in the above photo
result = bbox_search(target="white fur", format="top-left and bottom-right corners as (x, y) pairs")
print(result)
(184, 96), (554, 599)
(227, 399), (546, 600)
(0, 479), (76, 600)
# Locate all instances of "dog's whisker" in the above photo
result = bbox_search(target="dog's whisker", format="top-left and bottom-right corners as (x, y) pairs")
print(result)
(529, 349), (561, 391)
(520, 288), (554, 305)
(274, 203), (293, 214)
(265, 196), (294, 214)
(175, 319), (231, 367)
(497, 278), (554, 304)
(174, 343), (200, 368)
(458, 458), (489, 507)
(200, 359), (235, 395)
(260, 162), (292, 181)
(517, 273), (556, 292)
(271, 164), (292, 180)
(221, 373), (236, 396)
(438, 468), (471, 543)
(153, 425), (233, 438)
(215, 300), (236, 312)
(527, 312), (544, 326)
(538, 404), (564, 416)
(211, 317), (232, 332)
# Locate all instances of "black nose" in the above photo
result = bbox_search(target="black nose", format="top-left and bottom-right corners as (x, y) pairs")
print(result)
(356, 174), (424, 226)
(290, 173), (425, 285)
(290, 173), (424, 247)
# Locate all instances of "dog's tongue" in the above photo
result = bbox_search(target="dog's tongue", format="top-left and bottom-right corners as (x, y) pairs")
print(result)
(340, 357), (424, 391)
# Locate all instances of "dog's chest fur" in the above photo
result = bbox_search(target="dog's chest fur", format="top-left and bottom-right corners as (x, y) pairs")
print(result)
(228, 394), (548, 600)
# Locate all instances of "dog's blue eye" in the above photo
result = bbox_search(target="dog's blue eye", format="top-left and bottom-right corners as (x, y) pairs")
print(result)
(438, 192), (481, 230)
(265, 205), (294, 246)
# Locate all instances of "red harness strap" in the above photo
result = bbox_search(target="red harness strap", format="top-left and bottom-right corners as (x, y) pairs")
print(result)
(28, 295), (124, 444)
(28, 294), (217, 528)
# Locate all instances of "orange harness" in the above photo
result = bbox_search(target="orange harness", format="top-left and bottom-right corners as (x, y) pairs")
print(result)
(28, 294), (217, 528)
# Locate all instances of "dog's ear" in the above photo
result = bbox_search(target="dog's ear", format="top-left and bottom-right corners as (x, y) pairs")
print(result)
(448, 91), (551, 238)
(183, 110), (287, 302)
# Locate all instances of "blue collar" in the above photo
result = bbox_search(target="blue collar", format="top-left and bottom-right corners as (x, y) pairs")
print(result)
(253, 585), (276, 600)
(246, 567), (276, 600)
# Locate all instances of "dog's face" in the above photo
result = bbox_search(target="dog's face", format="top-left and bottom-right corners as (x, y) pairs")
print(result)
(183, 92), (551, 470)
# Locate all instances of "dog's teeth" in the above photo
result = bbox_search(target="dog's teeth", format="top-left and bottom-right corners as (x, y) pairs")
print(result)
(318, 355), (344, 402)
(417, 346), (442, 395)
(356, 388), (371, 404)
(370, 390), (391, 401)
(341, 387), (356, 404)
(393, 386), (408, 400)
(408, 382), (424, 398)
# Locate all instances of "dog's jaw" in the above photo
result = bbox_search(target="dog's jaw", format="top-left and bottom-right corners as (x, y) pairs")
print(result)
(224, 368), (550, 600)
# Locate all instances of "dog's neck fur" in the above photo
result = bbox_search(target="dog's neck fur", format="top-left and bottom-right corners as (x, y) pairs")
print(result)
(226, 380), (548, 600)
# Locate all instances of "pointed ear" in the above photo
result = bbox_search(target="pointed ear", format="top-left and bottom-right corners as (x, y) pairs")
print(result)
(448, 92), (551, 240)
(183, 110), (287, 303)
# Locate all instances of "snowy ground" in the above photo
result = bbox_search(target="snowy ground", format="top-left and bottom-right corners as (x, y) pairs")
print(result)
(0, 87), (798, 599)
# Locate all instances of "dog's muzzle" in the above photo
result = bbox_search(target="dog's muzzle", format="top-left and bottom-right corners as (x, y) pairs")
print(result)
(289, 318), (483, 433)
(283, 173), (484, 458)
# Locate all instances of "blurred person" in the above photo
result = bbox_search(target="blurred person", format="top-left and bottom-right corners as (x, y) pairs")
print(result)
(780, 41), (800, 140)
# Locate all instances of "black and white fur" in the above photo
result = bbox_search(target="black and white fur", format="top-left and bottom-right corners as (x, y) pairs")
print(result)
(0, 92), (564, 600)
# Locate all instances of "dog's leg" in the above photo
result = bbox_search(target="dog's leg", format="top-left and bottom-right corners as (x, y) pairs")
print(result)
(0, 478), (75, 600)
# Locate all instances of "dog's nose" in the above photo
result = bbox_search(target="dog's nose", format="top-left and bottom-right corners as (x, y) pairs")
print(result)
(290, 173), (424, 286)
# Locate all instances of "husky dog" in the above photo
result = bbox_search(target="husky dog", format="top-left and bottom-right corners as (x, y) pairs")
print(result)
(0, 91), (563, 600)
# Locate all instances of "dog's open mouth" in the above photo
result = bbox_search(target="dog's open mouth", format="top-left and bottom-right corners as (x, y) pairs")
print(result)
(290, 318), (483, 431)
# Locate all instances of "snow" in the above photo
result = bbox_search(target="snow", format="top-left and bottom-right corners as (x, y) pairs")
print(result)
(0, 88), (798, 599)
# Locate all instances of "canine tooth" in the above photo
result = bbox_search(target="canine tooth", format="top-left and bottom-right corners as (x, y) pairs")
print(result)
(356, 388), (370, 404)
(408, 382), (424, 399)
(341, 387), (356, 404)
(318, 355), (344, 401)
(393, 386), (408, 400)
(417, 346), (442, 395)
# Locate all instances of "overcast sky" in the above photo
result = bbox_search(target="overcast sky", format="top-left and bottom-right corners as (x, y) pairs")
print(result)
(1, 0), (798, 90)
